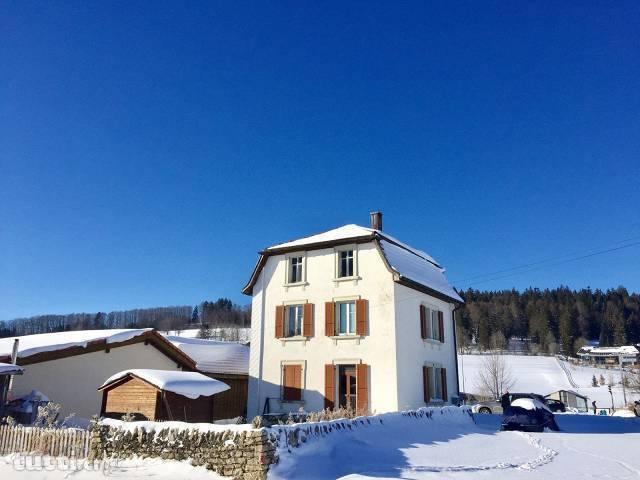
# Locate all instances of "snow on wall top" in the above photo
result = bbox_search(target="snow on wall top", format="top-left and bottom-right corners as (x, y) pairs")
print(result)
(0, 362), (23, 375)
(0, 329), (153, 359)
(256, 223), (460, 302)
(101, 369), (230, 399)
(165, 336), (249, 375)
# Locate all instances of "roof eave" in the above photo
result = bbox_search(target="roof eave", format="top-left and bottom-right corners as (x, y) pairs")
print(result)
(395, 276), (464, 305)
(242, 234), (377, 296)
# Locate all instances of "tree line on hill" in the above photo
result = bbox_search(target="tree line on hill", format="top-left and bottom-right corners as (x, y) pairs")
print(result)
(0, 298), (250, 338)
(455, 286), (640, 355)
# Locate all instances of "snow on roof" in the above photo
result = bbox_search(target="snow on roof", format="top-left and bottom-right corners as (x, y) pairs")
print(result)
(0, 329), (153, 360)
(0, 362), (23, 375)
(251, 223), (461, 302)
(578, 345), (639, 356)
(267, 224), (374, 251)
(511, 397), (552, 413)
(101, 369), (230, 399)
(165, 336), (249, 375)
(379, 240), (463, 302)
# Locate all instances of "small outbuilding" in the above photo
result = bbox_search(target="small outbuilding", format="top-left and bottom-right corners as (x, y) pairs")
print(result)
(98, 369), (230, 423)
(546, 389), (589, 412)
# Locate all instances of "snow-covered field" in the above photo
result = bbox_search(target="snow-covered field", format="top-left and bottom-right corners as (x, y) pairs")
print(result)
(459, 354), (640, 408)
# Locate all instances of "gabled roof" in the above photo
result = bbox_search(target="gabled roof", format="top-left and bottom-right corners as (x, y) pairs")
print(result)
(243, 224), (462, 303)
(99, 369), (230, 399)
(0, 329), (196, 369)
(165, 336), (249, 375)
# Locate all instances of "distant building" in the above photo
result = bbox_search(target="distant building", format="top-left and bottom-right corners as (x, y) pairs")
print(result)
(576, 345), (639, 366)
(546, 390), (589, 412)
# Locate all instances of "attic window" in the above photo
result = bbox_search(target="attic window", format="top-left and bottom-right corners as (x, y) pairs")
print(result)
(289, 256), (303, 283)
(338, 250), (354, 278)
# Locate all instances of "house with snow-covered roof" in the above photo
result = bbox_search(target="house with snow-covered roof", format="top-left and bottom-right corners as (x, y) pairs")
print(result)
(243, 212), (462, 417)
(165, 335), (249, 420)
(0, 329), (195, 419)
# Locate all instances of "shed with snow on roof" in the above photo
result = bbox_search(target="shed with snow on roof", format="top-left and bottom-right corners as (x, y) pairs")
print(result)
(99, 369), (229, 422)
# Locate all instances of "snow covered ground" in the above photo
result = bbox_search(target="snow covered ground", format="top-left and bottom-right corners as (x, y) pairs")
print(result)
(458, 354), (640, 408)
(0, 455), (225, 480)
(1, 409), (639, 480)
(269, 410), (640, 480)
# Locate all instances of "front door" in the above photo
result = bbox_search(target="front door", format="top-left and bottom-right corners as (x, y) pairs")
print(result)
(339, 365), (357, 409)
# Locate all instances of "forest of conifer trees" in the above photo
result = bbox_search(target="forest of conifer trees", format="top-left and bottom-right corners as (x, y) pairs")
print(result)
(456, 286), (640, 355)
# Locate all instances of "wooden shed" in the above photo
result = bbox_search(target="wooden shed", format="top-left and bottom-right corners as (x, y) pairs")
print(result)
(98, 369), (229, 422)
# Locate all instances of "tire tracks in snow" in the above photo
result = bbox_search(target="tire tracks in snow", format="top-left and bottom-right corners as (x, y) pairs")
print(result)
(557, 437), (640, 477)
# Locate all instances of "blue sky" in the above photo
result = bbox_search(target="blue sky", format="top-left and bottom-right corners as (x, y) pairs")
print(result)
(2, 2), (640, 319)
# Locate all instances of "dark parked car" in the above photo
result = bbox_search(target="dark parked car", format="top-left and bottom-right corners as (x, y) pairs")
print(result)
(501, 398), (560, 432)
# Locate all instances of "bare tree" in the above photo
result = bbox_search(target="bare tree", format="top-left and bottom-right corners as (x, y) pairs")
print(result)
(476, 352), (515, 399)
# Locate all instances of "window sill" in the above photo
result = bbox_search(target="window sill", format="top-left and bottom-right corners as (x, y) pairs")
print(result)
(422, 339), (444, 346)
(280, 336), (309, 345)
(333, 276), (361, 283)
(283, 281), (309, 289)
(329, 335), (363, 345)
(280, 399), (305, 404)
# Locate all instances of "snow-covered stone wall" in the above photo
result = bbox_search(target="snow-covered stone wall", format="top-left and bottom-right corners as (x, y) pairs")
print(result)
(89, 423), (277, 480)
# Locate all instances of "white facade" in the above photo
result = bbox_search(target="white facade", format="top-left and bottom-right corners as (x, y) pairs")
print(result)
(11, 343), (183, 419)
(246, 223), (461, 418)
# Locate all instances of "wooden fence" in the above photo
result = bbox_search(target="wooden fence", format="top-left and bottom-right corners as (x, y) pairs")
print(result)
(0, 425), (91, 458)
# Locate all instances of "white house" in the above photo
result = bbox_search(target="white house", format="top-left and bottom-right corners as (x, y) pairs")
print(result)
(243, 212), (463, 417)
(576, 345), (639, 365)
(0, 329), (195, 419)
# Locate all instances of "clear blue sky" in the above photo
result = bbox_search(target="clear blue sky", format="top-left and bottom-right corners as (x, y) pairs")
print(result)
(2, 2), (640, 320)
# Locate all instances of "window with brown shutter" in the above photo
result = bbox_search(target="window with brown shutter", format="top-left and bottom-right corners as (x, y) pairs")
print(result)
(325, 302), (335, 336)
(303, 303), (314, 337)
(438, 311), (445, 343)
(282, 364), (302, 401)
(275, 305), (285, 339)
(356, 363), (368, 414)
(356, 299), (368, 336)
(423, 366), (430, 402)
(324, 364), (335, 410)
(420, 305), (427, 339)
(441, 367), (448, 402)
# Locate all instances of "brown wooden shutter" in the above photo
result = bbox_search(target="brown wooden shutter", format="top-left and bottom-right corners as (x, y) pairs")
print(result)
(356, 299), (368, 336)
(423, 366), (431, 403)
(438, 311), (444, 342)
(325, 302), (335, 336)
(356, 363), (368, 414)
(303, 303), (314, 337)
(441, 367), (448, 402)
(283, 364), (302, 401)
(324, 364), (335, 410)
(420, 305), (427, 339)
(275, 305), (285, 339)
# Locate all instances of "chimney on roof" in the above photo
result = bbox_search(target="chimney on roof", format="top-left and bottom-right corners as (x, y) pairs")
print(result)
(370, 211), (383, 231)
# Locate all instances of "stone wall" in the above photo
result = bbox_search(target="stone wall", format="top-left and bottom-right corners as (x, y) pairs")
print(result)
(88, 424), (278, 480)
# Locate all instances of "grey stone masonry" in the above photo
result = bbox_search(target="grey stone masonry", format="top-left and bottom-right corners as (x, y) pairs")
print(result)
(89, 425), (278, 480)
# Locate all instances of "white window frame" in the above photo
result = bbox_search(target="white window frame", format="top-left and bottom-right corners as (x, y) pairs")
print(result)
(336, 300), (356, 336)
(284, 252), (307, 287)
(425, 363), (445, 402)
(421, 303), (443, 343)
(285, 304), (304, 337)
(334, 245), (359, 282)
